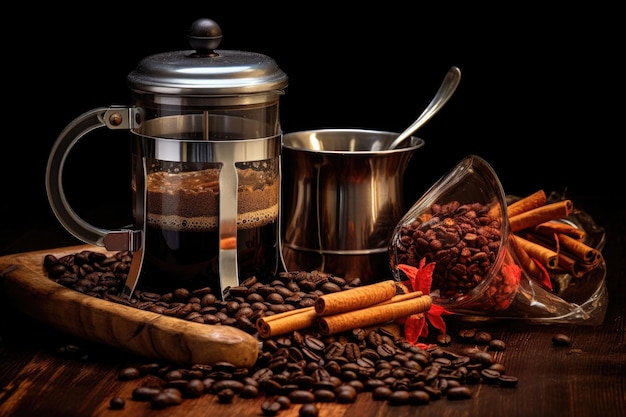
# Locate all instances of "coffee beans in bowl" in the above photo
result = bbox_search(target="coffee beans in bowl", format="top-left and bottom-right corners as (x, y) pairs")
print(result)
(388, 155), (521, 313)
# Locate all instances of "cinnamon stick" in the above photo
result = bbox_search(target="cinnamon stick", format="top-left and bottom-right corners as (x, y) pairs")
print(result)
(556, 253), (585, 278)
(257, 285), (425, 338)
(507, 190), (547, 218)
(509, 200), (573, 233)
(533, 221), (586, 240)
(315, 280), (398, 316)
(512, 237), (546, 281)
(256, 307), (317, 338)
(512, 234), (559, 269)
(316, 293), (432, 336)
(556, 233), (600, 263)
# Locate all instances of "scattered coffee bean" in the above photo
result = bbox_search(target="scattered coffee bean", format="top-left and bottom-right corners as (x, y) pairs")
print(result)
(216, 388), (235, 403)
(118, 367), (141, 380)
(275, 395), (292, 409)
(261, 400), (282, 416)
(446, 386), (472, 400)
(372, 386), (393, 400)
(489, 339), (506, 351)
(480, 368), (501, 384)
(498, 375), (519, 388)
(552, 333), (573, 346)
(473, 331), (493, 345)
(109, 397), (125, 410)
(299, 403), (319, 417)
(408, 389), (431, 405)
(150, 388), (182, 409)
(387, 390), (410, 405)
(289, 389), (315, 403)
(437, 333), (452, 346)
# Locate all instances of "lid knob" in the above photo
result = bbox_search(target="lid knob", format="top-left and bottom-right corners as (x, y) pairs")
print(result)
(187, 18), (223, 56)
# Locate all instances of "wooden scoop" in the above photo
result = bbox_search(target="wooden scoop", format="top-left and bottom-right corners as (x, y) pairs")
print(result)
(0, 245), (259, 368)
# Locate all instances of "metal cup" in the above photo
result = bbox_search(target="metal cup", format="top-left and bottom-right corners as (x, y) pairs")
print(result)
(280, 129), (425, 283)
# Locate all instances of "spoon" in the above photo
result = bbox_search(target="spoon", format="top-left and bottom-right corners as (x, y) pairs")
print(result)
(388, 66), (462, 150)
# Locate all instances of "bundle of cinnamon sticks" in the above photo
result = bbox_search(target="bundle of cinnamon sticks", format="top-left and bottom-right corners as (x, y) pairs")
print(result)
(505, 190), (603, 280)
(256, 280), (432, 338)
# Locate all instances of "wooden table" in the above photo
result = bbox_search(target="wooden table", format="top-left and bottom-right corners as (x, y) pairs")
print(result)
(1, 200), (624, 417)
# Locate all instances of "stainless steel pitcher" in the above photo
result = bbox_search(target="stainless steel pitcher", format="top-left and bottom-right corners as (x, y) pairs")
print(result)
(281, 129), (424, 283)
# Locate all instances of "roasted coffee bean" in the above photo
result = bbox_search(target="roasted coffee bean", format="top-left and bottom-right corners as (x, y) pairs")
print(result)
(367, 330), (383, 346)
(343, 342), (361, 361)
(437, 333), (452, 346)
(372, 386), (393, 400)
(387, 390), (410, 405)
(473, 331), (493, 344)
(408, 389), (430, 405)
(552, 333), (573, 346)
(184, 379), (205, 398)
(446, 386), (472, 400)
(132, 386), (161, 401)
(423, 385), (442, 400)
(261, 400), (282, 416)
(118, 367), (141, 380)
(489, 339), (506, 351)
(275, 395), (292, 409)
(301, 347), (322, 363)
(376, 343), (396, 358)
(489, 363), (506, 374)
(434, 357), (453, 367)
(165, 379), (188, 391)
(463, 347), (495, 366)
(109, 396), (125, 410)
(313, 389), (335, 402)
(228, 286), (249, 298)
(240, 384), (260, 398)
(346, 379), (365, 393)
(164, 369), (185, 381)
(324, 341), (345, 359)
(289, 389), (315, 403)
(150, 391), (180, 409)
(335, 385), (357, 403)
(480, 368), (501, 384)
(458, 328), (476, 342)
(299, 403), (319, 417)
(319, 282), (342, 293)
(304, 336), (325, 352)
(498, 375), (519, 388)
(216, 388), (235, 403)
(356, 357), (375, 368)
(364, 378), (386, 391)
(209, 379), (245, 394)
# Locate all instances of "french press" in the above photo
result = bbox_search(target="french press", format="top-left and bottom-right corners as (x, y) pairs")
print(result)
(46, 18), (289, 297)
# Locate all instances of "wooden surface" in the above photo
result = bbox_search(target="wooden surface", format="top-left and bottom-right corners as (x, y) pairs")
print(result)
(1, 201), (625, 417)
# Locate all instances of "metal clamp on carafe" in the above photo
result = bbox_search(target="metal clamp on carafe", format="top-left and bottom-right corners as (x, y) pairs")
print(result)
(46, 19), (288, 298)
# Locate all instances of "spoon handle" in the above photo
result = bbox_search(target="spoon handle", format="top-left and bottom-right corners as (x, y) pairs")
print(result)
(388, 66), (462, 150)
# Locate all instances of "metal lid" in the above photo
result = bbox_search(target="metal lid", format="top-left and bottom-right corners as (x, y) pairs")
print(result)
(127, 18), (288, 96)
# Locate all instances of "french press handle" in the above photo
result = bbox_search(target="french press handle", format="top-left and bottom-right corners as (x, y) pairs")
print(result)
(45, 106), (142, 251)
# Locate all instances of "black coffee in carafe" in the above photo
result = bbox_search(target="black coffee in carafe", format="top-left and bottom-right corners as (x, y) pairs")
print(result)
(139, 158), (280, 294)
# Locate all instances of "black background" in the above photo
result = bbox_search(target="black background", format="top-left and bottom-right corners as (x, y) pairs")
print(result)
(2, 5), (622, 254)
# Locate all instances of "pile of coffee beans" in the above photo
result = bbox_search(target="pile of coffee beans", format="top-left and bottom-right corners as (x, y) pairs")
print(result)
(389, 199), (522, 313)
(43, 249), (518, 413)
(391, 200), (502, 298)
(43, 250), (363, 331)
